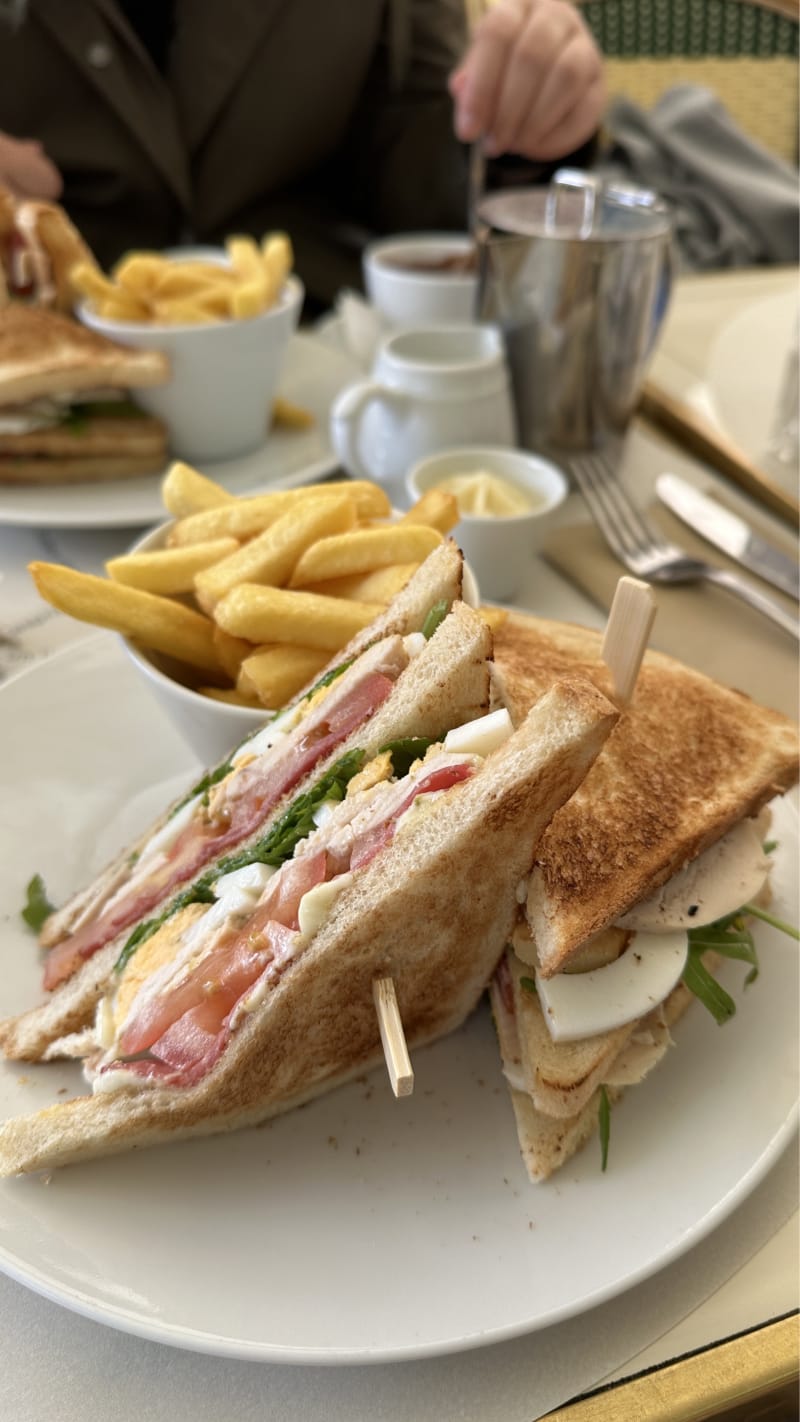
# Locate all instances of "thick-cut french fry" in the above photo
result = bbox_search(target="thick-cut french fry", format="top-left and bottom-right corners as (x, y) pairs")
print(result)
(29, 563), (221, 675)
(262, 233), (293, 285)
(161, 462), (236, 517)
(198, 686), (262, 709)
(226, 236), (263, 281)
(151, 298), (222, 324)
(152, 265), (233, 299)
(300, 562), (418, 604)
(236, 644), (329, 709)
(113, 252), (169, 292)
(478, 605), (509, 633)
(401, 488), (459, 534)
(271, 396), (315, 430)
(212, 625), (255, 682)
(226, 236), (270, 317)
(290, 525), (442, 587)
(215, 584), (383, 651)
(168, 481), (391, 546)
(106, 538), (239, 595)
(70, 261), (124, 305)
(96, 294), (152, 321)
(194, 493), (356, 613)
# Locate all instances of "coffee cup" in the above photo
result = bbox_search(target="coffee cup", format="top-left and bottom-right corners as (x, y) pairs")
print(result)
(363, 232), (478, 327)
(329, 324), (516, 506)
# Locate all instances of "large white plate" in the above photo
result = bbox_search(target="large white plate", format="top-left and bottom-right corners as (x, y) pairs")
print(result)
(0, 637), (797, 1363)
(0, 333), (360, 530)
(704, 291), (797, 465)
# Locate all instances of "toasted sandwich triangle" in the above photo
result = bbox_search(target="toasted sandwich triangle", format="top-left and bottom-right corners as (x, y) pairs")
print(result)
(0, 674), (617, 1175)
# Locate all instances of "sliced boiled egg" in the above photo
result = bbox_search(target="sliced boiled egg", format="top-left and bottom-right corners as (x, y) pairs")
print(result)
(443, 707), (513, 758)
(618, 820), (770, 932)
(534, 931), (688, 1042)
(297, 872), (354, 940)
(137, 792), (204, 865)
(402, 632), (427, 659)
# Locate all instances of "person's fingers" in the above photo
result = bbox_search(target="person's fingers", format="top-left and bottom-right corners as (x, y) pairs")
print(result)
(526, 74), (607, 161)
(506, 28), (604, 157)
(483, 3), (576, 156)
(453, 0), (527, 142)
(448, 66), (468, 101)
(0, 133), (63, 200)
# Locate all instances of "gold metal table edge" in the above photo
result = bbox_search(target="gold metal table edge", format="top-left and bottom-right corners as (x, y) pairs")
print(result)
(542, 1312), (799, 1421)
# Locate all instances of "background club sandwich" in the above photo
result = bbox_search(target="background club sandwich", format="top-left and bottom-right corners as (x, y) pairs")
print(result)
(0, 627), (617, 1174)
(488, 611), (799, 1181)
(2, 543), (478, 1062)
(0, 303), (169, 484)
(0, 182), (97, 312)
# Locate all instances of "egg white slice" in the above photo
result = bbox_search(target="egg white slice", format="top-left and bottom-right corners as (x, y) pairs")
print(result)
(535, 931), (688, 1042)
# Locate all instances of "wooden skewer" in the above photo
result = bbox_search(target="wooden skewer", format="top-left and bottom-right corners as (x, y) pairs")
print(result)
(602, 576), (656, 706)
(372, 976), (414, 1097)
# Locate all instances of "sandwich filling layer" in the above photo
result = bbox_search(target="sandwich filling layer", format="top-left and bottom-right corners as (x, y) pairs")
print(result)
(89, 709), (515, 1093)
(43, 634), (417, 991)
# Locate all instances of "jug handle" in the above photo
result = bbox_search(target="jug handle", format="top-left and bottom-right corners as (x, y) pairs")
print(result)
(330, 380), (408, 481)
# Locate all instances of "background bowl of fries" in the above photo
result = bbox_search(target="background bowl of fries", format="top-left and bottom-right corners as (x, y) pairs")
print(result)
(76, 236), (302, 463)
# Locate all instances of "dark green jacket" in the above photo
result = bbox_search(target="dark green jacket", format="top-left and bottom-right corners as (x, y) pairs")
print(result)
(0, 0), (469, 303)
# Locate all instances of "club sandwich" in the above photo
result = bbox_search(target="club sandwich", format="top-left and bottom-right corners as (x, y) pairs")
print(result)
(2, 544), (480, 1062)
(0, 598), (618, 1174)
(0, 304), (169, 484)
(488, 611), (799, 1181)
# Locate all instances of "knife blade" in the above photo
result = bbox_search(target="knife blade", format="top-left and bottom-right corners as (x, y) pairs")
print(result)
(656, 473), (799, 602)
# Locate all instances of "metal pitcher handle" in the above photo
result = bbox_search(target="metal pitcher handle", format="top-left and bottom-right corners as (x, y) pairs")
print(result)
(545, 168), (601, 238)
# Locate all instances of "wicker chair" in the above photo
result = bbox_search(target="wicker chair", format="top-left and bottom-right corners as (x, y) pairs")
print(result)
(576, 0), (799, 162)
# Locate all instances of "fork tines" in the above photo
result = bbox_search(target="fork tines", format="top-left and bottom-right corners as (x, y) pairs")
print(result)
(568, 453), (656, 570)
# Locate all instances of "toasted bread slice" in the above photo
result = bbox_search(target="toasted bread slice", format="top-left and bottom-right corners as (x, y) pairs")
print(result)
(0, 451), (167, 485)
(0, 590), (491, 1062)
(494, 960), (710, 1182)
(0, 675), (618, 1175)
(492, 613), (799, 977)
(0, 305), (169, 406)
(500, 948), (635, 1119)
(0, 411), (167, 458)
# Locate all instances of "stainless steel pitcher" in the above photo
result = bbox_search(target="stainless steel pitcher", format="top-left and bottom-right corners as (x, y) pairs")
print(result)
(476, 169), (673, 455)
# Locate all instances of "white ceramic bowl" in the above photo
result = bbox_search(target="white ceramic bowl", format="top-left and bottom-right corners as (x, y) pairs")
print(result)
(363, 233), (478, 328)
(79, 266), (304, 464)
(407, 447), (568, 603)
(119, 519), (480, 768)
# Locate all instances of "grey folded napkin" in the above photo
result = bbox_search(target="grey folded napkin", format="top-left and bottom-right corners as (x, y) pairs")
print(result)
(544, 503), (798, 718)
(599, 86), (800, 270)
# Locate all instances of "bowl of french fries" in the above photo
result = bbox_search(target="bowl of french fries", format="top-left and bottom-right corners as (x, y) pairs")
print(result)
(29, 462), (478, 766)
(75, 235), (302, 464)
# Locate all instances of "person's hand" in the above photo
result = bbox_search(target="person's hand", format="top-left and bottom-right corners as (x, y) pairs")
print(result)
(0, 132), (62, 200)
(449, 0), (605, 161)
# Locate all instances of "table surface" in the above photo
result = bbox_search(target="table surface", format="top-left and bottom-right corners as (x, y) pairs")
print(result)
(0, 267), (796, 1421)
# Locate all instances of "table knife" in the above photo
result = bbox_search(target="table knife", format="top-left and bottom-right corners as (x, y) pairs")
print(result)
(656, 473), (799, 602)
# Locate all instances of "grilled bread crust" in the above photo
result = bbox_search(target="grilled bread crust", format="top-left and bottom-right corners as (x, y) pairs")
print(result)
(492, 613), (799, 977)
(0, 305), (169, 405)
(0, 675), (618, 1175)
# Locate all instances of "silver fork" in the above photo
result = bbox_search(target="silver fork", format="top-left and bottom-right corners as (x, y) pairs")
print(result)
(569, 452), (799, 640)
